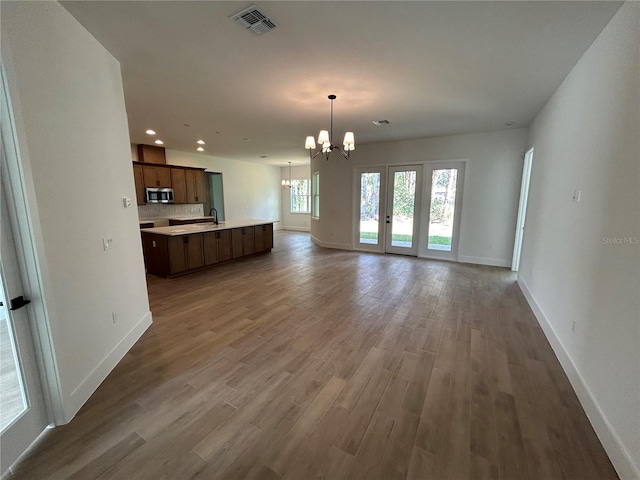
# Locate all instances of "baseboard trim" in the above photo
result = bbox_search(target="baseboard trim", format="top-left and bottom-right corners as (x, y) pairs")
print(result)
(310, 234), (352, 251)
(282, 226), (310, 232)
(63, 310), (153, 423)
(517, 276), (639, 480)
(458, 255), (510, 267)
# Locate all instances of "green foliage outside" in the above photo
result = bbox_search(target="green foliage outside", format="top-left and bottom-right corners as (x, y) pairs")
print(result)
(359, 232), (451, 245)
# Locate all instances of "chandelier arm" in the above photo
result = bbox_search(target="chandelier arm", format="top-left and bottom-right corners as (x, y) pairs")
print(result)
(337, 148), (350, 160)
(310, 149), (323, 160)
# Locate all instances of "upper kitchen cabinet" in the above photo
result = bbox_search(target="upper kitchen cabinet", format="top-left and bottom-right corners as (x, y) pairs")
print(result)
(137, 144), (167, 164)
(143, 165), (172, 188)
(171, 168), (187, 204)
(133, 164), (145, 205)
(185, 169), (205, 204)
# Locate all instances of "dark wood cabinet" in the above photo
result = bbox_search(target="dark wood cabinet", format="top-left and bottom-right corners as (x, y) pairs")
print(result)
(133, 165), (145, 205)
(231, 228), (243, 259)
(254, 223), (273, 252)
(171, 168), (187, 204)
(133, 161), (205, 204)
(143, 165), (172, 188)
(167, 234), (203, 274)
(142, 223), (272, 278)
(186, 169), (205, 204)
(203, 230), (232, 265)
(232, 227), (255, 258)
(137, 144), (167, 164)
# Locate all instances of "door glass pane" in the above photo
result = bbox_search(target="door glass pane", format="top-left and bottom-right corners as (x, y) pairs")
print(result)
(428, 168), (457, 251)
(391, 170), (417, 247)
(359, 173), (381, 244)
(0, 274), (28, 432)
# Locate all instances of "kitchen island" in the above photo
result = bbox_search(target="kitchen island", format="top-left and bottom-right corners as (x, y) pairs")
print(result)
(141, 219), (274, 277)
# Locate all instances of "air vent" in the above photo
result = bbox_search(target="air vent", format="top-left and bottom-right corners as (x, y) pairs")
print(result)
(373, 120), (390, 126)
(231, 5), (278, 36)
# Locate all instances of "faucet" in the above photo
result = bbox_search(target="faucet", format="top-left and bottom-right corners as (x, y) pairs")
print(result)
(209, 208), (218, 225)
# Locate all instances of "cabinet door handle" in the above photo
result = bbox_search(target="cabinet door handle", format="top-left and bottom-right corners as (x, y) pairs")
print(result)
(183, 236), (189, 244)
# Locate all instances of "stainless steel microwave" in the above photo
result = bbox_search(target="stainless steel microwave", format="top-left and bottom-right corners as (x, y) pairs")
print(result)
(145, 187), (174, 204)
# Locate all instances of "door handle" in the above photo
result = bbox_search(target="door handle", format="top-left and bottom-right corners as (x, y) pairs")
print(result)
(10, 296), (31, 311)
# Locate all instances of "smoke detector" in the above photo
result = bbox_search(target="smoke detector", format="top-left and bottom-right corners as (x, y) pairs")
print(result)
(231, 5), (278, 36)
(373, 120), (390, 126)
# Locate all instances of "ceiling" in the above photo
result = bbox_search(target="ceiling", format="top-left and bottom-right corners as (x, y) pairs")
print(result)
(60, 1), (621, 166)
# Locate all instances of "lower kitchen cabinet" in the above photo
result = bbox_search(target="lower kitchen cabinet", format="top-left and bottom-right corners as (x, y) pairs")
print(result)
(232, 227), (255, 258)
(255, 223), (273, 252)
(203, 230), (232, 265)
(168, 234), (203, 274)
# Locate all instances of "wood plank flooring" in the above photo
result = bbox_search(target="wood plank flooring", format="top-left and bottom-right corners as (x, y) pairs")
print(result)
(7, 231), (618, 479)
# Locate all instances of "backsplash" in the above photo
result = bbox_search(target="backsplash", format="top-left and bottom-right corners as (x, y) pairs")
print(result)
(138, 203), (204, 219)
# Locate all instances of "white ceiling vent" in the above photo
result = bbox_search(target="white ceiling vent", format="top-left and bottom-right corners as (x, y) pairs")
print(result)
(231, 5), (277, 36)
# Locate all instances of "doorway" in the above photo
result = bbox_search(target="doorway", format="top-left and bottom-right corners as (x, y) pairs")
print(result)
(385, 165), (423, 256)
(512, 148), (533, 271)
(204, 172), (225, 221)
(0, 166), (48, 473)
(355, 162), (465, 260)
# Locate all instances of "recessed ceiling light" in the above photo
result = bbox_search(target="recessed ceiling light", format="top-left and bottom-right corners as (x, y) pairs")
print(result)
(197, 147), (204, 152)
(215, 131), (223, 135)
(197, 140), (205, 145)
(259, 155), (268, 158)
(154, 139), (164, 145)
(243, 138), (250, 142)
(505, 121), (514, 126)
(183, 124), (191, 127)
(145, 129), (156, 135)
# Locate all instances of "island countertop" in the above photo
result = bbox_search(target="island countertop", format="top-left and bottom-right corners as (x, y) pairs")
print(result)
(140, 219), (274, 236)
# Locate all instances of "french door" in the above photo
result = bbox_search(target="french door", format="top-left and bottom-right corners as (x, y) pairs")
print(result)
(0, 176), (48, 473)
(355, 162), (464, 260)
(419, 162), (465, 260)
(385, 165), (423, 255)
(1, 66), (49, 475)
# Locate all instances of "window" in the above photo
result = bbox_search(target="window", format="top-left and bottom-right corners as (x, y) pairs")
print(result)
(312, 171), (320, 218)
(290, 179), (310, 213)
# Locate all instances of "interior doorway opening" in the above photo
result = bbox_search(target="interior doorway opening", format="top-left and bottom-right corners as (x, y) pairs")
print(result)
(512, 148), (534, 271)
(204, 172), (225, 221)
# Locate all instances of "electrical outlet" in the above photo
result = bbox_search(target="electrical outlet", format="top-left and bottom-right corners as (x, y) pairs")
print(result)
(572, 321), (576, 332)
(102, 238), (113, 251)
(122, 197), (132, 208)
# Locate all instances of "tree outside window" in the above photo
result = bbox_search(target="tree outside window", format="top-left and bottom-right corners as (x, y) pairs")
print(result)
(312, 172), (320, 218)
(290, 179), (310, 213)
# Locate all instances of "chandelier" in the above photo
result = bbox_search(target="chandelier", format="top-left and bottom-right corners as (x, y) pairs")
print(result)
(304, 95), (355, 160)
(282, 161), (292, 189)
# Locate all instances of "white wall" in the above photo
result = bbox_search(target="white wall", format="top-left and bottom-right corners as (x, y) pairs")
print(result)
(311, 129), (528, 265)
(164, 150), (281, 227)
(518, 3), (639, 478)
(281, 164), (311, 232)
(1, 2), (152, 421)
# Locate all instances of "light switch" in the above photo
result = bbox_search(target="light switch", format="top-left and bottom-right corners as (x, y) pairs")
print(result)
(572, 190), (581, 202)
(122, 197), (132, 208)
(102, 238), (113, 251)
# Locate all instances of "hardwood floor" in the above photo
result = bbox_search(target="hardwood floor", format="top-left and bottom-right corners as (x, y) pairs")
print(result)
(7, 231), (617, 479)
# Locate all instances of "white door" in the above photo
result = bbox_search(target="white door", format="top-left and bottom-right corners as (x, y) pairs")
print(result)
(0, 178), (48, 473)
(512, 148), (533, 271)
(419, 162), (465, 261)
(385, 165), (423, 256)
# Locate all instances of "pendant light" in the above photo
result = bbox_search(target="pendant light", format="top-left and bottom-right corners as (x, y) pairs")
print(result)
(282, 161), (292, 188)
(305, 95), (355, 160)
